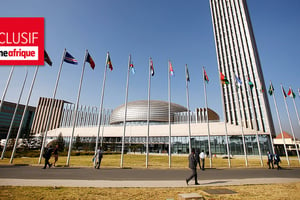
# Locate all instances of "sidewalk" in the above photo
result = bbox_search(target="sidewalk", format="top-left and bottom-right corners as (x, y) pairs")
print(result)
(1, 165), (300, 188)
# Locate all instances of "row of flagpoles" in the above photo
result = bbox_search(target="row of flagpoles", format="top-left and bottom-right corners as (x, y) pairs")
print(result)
(1, 48), (300, 168)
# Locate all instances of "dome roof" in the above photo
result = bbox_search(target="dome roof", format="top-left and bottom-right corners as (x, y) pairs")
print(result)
(109, 100), (187, 124)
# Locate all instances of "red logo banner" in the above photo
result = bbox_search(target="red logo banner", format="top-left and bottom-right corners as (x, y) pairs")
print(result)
(0, 17), (44, 65)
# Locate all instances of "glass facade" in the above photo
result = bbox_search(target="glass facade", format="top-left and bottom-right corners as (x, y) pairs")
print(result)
(61, 134), (272, 156)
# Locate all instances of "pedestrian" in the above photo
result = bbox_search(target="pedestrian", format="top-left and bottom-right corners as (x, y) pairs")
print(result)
(53, 144), (59, 167)
(274, 152), (282, 170)
(195, 149), (201, 169)
(200, 150), (205, 170)
(94, 147), (103, 169)
(42, 145), (53, 169)
(186, 148), (199, 185)
(267, 151), (274, 169)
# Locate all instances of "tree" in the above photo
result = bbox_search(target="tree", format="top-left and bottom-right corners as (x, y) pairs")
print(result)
(74, 135), (82, 150)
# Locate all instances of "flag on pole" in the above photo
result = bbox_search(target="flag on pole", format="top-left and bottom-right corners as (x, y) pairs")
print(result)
(220, 72), (229, 84)
(107, 53), (113, 71)
(235, 74), (242, 87)
(64, 51), (78, 65)
(287, 87), (296, 98)
(86, 53), (95, 69)
(169, 61), (174, 76)
(185, 64), (190, 82)
(204, 69), (209, 83)
(282, 87), (287, 98)
(44, 50), (52, 66)
(248, 78), (254, 89)
(129, 60), (135, 74)
(150, 58), (154, 76)
(268, 82), (274, 96)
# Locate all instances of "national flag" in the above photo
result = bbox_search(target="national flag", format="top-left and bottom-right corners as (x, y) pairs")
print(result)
(268, 83), (274, 96)
(169, 61), (174, 76)
(44, 50), (52, 66)
(235, 74), (242, 87)
(204, 69), (209, 83)
(150, 58), (154, 76)
(64, 51), (78, 65)
(220, 72), (229, 85)
(287, 87), (296, 98)
(282, 87), (287, 98)
(248, 78), (254, 89)
(86, 53), (95, 69)
(107, 53), (113, 71)
(185, 65), (190, 82)
(129, 60), (135, 74)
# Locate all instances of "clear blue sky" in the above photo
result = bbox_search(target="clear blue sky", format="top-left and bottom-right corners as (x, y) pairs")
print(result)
(0, 0), (300, 137)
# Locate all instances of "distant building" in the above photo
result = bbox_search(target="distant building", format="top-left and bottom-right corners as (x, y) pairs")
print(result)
(273, 131), (300, 156)
(30, 97), (71, 135)
(0, 100), (35, 139)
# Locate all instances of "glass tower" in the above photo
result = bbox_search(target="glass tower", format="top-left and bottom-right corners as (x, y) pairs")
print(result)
(209, 0), (275, 135)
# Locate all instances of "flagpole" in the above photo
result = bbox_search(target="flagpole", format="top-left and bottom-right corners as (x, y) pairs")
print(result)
(282, 85), (300, 164)
(247, 82), (263, 167)
(0, 66), (15, 113)
(38, 48), (67, 164)
(185, 64), (192, 154)
(94, 52), (109, 167)
(10, 66), (39, 163)
(168, 60), (172, 168)
(203, 67), (212, 168)
(271, 82), (290, 166)
(219, 71), (231, 168)
(120, 54), (131, 168)
(66, 50), (88, 166)
(234, 79), (248, 167)
(146, 57), (152, 168)
(292, 91), (300, 164)
(1, 68), (28, 159)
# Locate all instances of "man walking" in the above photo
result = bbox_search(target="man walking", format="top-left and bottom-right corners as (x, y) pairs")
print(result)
(94, 147), (103, 169)
(186, 148), (199, 185)
(42, 145), (53, 169)
(267, 151), (274, 169)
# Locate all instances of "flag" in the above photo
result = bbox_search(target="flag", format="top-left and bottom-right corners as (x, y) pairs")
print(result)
(64, 51), (78, 65)
(44, 50), (52, 66)
(107, 53), (113, 71)
(150, 58), (154, 76)
(268, 83), (274, 96)
(282, 87), (287, 98)
(169, 61), (174, 76)
(248, 78), (254, 89)
(185, 65), (190, 82)
(129, 60), (135, 74)
(204, 69), (209, 83)
(86, 53), (95, 69)
(235, 74), (242, 87)
(287, 87), (296, 98)
(220, 72), (229, 84)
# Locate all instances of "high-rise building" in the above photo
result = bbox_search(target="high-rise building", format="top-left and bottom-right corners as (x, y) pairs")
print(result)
(209, 0), (275, 135)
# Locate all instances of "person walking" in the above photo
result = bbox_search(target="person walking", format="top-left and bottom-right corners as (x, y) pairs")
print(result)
(274, 152), (282, 170)
(186, 148), (199, 185)
(267, 151), (274, 169)
(94, 147), (103, 169)
(42, 145), (53, 169)
(53, 144), (59, 167)
(200, 150), (205, 170)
